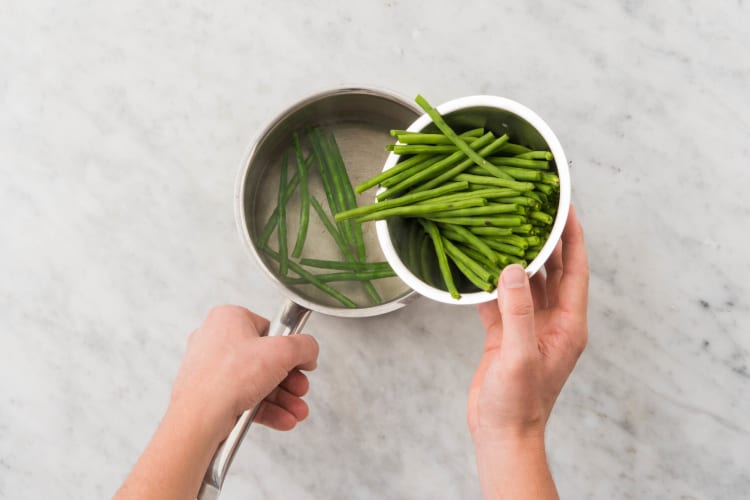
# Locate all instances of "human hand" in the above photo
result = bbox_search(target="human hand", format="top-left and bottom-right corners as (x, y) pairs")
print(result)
(468, 206), (589, 444)
(168, 305), (320, 443)
(114, 306), (319, 500)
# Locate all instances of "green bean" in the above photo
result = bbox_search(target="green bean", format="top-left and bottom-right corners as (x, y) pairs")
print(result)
(499, 253), (527, 266)
(359, 130), (481, 193)
(469, 230), (529, 249)
(456, 244), (501, 278)
(488, 157), (549, 169)
(336, 182), (469, 220)
(263, 248), (357, 308)
(356, 199), (486, 222)
(291, 133), (310, 258)
(377, 129), (494, 194)
(443, 238), (493, 282)
(362, 277), (383, 305)
(277, 153), (289, 276)
(314, 129), (348, 212)
(415, 95), (514, 181)
(523, 191), (547, 205)
(516, 151), (553, 161)
(327, 132), (366, 261)
(466, 226), (513, 237)
(335, 182), (468, 222)
(429, 203), (519, 218)
(310, 197), (354, 261)
(525, 249), (540, 260)
(418, 232), (438, 287)
(317, 131), (358, 256)
(392, 128), (484, 144)
(284, 268), (396, 285)
(534, 183), (555, 195)
(377, 132), (496, 201)
(454, 173), (535, 192)
(492, 252), (514, 267)
(405, 220), (423, 276)
(420, 220), (460, 299)
(442, 239), (494, 291)
(525, 236), (542, 247)
(379, 156), (437, 188)
(439, 223), (499, 265)
(310, 197), (381, 304)
(484, 239), (526, 258)
(415, 188), (520, 206)
(425, 215), (526, 227)
(355, 153), (434, 193)
(498, 143), (532, 155)
(540, 172), (560, 186)
(511, 224), (534, 234)
(309, 129), (341, 231)
(300, 258), (392, 272)
(313, 129), (354, 253)
(412, 134), (510, 193)
(529, 210), (554, 225)
(388, 142), (478, 155)
(470, 165), (543, 182)
(495, 196), (541, 209)
(258, 165), (302, 248)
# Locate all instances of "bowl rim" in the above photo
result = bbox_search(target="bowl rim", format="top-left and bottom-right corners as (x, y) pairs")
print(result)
(374, 95), (571, 305)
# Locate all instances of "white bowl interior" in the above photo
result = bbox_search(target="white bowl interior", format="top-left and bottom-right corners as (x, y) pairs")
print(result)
(375, 95), (571, 305)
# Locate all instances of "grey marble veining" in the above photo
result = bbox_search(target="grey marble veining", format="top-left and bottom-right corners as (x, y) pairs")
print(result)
(1, 1), (749, 498)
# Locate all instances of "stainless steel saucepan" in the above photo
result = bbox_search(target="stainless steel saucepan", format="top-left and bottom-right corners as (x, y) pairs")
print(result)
(198, 88), (421, 499)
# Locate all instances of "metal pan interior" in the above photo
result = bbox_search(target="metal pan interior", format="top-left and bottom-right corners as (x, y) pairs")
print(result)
(237, 89), (420, 316)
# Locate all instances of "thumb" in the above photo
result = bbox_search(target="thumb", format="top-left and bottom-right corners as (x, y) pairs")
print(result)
(261, 334), (320, 372)
(498, 264), (537, 361)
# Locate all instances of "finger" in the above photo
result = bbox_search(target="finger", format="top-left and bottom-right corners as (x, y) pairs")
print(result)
(557, 205), (589, 315)
(246, 310), (271, 336)
(529, 271), (547, 310)
(261, 334), (320, 372)
(253, 400), (298, 431)
(203, 305), (270, 338)
(478, 299), (501, 330)
(263, 386), (310, 421)
(497, 264), (537, 361)
(280, 370), (309, 397)
(545, 241), (563, 307)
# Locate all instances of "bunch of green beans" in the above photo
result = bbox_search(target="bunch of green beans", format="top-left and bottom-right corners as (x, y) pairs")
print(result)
(258, 126), (396, 308)
(336, 95), (560, 299)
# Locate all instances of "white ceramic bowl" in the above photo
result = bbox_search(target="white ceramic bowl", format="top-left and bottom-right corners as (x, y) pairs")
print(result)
(375, 95), (570, 305)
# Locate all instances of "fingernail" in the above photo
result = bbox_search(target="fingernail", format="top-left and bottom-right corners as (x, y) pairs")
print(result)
(501, 264), (526, 289)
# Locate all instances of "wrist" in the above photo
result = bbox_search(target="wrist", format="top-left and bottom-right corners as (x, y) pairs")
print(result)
(163, 398), (232, 450)
(472, 425), (546, 458)
(472, 428), (557, 500)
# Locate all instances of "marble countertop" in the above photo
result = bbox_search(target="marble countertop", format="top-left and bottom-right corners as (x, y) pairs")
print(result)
(2, 1), (749, 498)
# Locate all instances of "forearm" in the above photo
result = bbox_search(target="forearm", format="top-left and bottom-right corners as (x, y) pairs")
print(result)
(115, 408), (221, 500)
(474, 431), (558, 500)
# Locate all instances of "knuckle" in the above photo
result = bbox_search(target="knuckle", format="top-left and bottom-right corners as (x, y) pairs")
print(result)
(263, 337), (295, 367)
(298, 334), (319, 358)
(205, 305), (256, 327)
(504, 298), (534, 317)
(559, 323), (587, 356)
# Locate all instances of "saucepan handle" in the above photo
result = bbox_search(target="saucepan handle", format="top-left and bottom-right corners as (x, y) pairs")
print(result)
(197, 300), (312, 500)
